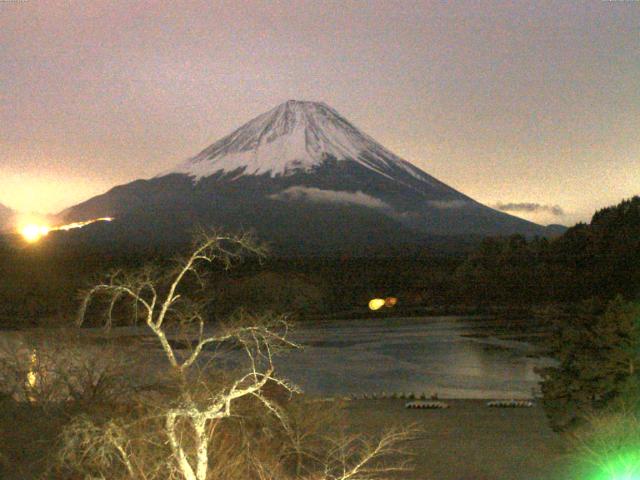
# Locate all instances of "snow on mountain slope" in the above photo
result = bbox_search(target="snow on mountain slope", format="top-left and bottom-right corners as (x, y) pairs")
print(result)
(59, 99), (551, 249)
(168, 100), (437, 186)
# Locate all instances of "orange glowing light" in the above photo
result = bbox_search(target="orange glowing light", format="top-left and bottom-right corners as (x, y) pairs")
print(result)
(20, 224), (50, 243)
(18, 217), (114, 243)
(55, 217), (114, 231)
(385, 297), (398, 307)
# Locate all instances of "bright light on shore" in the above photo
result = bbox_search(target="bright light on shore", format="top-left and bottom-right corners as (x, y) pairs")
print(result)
(27, 349), (38, 389)
(18, 217), (114, 243)
(369, 298), (386, 311)
(55, 217), (114, 231)
(20, 224), (50, 243)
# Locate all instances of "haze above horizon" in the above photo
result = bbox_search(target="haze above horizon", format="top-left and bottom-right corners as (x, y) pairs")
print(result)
(1, 1), (638, 226)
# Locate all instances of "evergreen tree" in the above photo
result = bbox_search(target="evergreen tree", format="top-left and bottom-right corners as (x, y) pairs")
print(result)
(538, 296), (640, 431)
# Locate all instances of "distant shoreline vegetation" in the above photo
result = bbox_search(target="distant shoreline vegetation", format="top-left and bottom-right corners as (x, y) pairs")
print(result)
(0, 195), (637, 329)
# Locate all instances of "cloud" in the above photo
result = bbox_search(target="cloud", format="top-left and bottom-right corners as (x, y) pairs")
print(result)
(493, 202), (565, 216)
(427, 200), (469, 209)
(269, 186), (389, 210)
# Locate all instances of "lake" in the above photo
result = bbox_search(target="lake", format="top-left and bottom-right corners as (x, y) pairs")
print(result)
(0, 316), (554, 401)
(269, 316), (555, 399)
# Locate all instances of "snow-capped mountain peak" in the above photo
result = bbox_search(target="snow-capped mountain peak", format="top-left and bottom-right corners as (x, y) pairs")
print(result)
(167, 100), (428, 182)
(61, 99), (550, 250)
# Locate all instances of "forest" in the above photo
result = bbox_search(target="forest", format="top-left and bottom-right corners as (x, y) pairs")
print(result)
(2, 196), (638, 327)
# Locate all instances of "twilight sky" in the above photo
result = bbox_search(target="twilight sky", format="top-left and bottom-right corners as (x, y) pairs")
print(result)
(1, 0), (638, 226)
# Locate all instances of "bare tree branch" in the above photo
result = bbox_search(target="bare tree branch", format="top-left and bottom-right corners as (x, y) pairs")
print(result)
(64, 231), (414, 480)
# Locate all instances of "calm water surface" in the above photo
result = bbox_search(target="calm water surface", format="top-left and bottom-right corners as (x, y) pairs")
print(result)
(270, 316), (554, 399)
(16, 316), (552, 399)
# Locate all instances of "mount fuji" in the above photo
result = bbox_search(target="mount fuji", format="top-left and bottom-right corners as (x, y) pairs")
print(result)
(59, 100), (553, 253)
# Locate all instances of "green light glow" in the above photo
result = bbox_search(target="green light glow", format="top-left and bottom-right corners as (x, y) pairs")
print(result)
(585, 450), (640, 480)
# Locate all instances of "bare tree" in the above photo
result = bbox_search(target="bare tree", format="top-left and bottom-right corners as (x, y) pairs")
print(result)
(77, 232), (296, 480)
(0, 329), (133, 406)
(70, 231), (414, 480)
(320, 427), (415, 480)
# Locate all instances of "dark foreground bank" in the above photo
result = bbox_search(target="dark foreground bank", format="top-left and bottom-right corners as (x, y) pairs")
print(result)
(341, 398), (569, 480)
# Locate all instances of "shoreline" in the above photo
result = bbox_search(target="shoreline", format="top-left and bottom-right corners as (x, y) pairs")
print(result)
(0, 302), (567, 332)
(301, 303), (569, 322)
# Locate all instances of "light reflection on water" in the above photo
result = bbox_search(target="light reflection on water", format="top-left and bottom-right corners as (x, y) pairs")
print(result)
(268, 317), (555, 399)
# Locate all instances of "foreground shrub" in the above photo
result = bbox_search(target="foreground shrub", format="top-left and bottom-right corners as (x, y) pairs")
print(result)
(0, 329), (135, 406)
(567, 410), (640, 479)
